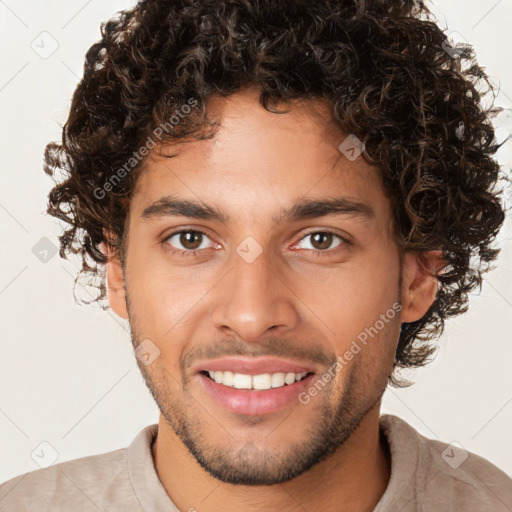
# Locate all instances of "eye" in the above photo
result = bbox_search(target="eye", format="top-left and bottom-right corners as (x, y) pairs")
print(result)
(162, 228), (349, 258)
(163, 229), (215, 255)
(292, 231), (348, 254)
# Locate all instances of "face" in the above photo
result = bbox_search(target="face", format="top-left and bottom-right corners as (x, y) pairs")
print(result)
(107, 87), (438, 485)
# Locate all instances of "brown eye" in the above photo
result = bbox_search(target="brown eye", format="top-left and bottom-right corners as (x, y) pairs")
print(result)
(179, 231), (203, 250)
(310, 232), (334, 250)
(164, 230), (213, 253)
(293, 231), (347, 254)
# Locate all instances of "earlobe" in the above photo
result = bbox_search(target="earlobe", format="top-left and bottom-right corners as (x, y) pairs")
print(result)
(400, 249), (446, 324)
(101, 239), (129, 320)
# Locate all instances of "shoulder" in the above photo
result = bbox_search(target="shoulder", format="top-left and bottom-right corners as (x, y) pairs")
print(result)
(0, 422), (163, 512)
(379, 414), (512, 511)
(0, 424), (159, 511)
(0, 447), (135, 511)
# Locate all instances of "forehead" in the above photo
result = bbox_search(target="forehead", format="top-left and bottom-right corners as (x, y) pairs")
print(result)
(130, 88), (391, 227)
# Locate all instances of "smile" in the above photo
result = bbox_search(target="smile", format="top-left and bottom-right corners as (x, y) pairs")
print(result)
(205, 370), (310, 390)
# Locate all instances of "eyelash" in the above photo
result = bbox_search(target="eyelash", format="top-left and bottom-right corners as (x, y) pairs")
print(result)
(162, 229), (350, 258)
(163, 228), (212, 258)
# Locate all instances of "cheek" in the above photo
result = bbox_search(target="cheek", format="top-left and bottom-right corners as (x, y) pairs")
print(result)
(295, 257), (400, 347)
(362, 318), (401, 393)
(124, 247), (215, 363)
(330, 314), (400, 406)
(125, 243), (201, 321)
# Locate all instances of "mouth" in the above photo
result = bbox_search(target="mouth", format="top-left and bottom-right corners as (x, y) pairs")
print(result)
(201, 370), (313, 390)
(194, 357), (317, 416)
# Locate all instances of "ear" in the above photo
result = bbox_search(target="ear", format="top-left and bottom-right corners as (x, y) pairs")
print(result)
(101, 235), (129, 320)
(400, 249), (446, 323)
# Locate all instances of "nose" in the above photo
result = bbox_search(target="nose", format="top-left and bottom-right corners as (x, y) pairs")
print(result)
(210, 246), (300, 343)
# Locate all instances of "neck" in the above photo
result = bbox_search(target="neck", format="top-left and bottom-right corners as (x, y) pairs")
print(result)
(152, 405), (391, 512)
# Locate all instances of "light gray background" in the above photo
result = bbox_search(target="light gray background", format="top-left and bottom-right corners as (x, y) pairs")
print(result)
(0, 0), (511, 484)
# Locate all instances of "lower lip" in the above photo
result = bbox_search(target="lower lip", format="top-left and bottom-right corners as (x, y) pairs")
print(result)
(197, 372), (315, 416)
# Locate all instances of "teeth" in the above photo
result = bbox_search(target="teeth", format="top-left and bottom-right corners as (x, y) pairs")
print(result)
(206, 371), (308, 389)
(253, 373), (272, 390)
(271, 372), (285, 388)
(233, 373), (252, 389)
(222, 371), (235, 387)
(284, 372), (296, 385)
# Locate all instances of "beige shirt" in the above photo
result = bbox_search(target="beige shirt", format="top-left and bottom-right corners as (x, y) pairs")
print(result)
(1, 414), (510, 511)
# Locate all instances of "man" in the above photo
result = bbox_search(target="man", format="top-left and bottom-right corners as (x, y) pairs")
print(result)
(1, 0), (510, 510)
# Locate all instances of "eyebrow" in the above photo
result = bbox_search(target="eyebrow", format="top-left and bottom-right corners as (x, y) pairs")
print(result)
(273, 196), (375, 224)
(141, 195), (229, 223)
(141, 194), (375, 224)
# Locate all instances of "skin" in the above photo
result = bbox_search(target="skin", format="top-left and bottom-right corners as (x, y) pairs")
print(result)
(106, 87), (443, 511)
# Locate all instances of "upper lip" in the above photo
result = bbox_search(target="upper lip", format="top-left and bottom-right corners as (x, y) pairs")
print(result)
(195, 357), (317, 375)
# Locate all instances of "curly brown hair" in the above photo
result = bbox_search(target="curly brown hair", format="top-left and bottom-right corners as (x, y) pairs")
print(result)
(44, 0), (509, 385)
